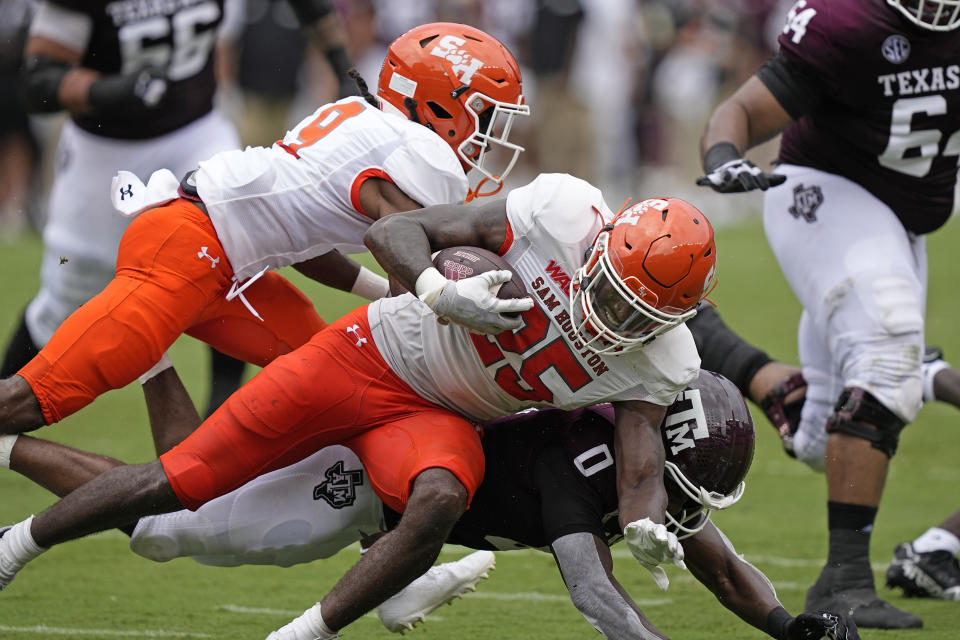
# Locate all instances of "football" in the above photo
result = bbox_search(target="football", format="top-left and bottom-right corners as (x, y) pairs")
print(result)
(432, 246), (528, 313)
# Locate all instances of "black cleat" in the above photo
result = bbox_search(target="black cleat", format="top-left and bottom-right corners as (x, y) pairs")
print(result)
(886, 542), (960, 601)
(807, 564), (923, 629)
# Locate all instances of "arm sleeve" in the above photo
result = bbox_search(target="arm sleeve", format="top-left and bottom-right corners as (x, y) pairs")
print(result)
(551, 533), (666, 640)
(755, 52), (825, 120)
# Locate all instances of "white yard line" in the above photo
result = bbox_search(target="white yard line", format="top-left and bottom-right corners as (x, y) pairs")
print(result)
(0, 625), (210, 638)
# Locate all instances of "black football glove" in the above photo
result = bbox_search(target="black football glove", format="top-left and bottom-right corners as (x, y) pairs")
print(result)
(88, 67), (168, 115)
(787, 611), (860, 640)
(696, 142), (785, 193)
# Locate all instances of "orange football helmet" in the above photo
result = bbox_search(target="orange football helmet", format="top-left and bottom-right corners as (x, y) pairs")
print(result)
(377, 22), (529, 186)
(571, 197), (717, 354)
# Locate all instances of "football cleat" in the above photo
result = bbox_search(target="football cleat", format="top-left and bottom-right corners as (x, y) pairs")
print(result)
(377, 550), (495, 634)
(806, 562), (922, 629)
(886, 542), (960, 600)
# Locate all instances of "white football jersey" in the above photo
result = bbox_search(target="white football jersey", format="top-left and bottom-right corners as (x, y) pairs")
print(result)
(369, 174), (701, 421)
(129, 445), (384, 567)
(196, 97), (469, 282)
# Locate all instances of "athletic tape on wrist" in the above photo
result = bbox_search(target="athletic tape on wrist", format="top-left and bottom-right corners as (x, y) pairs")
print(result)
(0, 434), (18, 469)
(350, 266), (389, 301)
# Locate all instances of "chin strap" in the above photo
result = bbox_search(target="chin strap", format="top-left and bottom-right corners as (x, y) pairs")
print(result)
(466, 175), (504, 202)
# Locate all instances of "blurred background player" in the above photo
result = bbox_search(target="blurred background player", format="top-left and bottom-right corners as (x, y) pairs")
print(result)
(697, 0), (960, 627)
(4, 0), (356, 416)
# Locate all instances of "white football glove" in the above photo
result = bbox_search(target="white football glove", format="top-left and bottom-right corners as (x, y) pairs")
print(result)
(623, 518), (686, 591)
(265, 602), (337, 640)
(696, 157), (786, 193)
(416, 267), (533, 334)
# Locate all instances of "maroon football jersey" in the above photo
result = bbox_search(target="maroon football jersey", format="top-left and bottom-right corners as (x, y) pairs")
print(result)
(50, 0), (223, 139)
(775, 0), (960, 233)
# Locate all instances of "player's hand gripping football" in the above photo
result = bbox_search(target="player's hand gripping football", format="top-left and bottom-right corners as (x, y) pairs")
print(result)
(417, 268), (533, 334)
(623, 518), (686, 591)
(787, 611), (860, 640)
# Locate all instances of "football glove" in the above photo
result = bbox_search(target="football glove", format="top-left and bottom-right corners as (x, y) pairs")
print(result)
(623, 518), (686, 590)
(696, 157), (786, 193)
(696, 141), (785, 193)
(417, 267), (533, 334)
(787, 611), (860, 640)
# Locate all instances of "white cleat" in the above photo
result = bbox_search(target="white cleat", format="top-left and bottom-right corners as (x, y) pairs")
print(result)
(377, 550), (496, 634)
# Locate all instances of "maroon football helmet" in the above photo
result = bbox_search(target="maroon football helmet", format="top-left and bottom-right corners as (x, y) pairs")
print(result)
(660, 370), (756, 539)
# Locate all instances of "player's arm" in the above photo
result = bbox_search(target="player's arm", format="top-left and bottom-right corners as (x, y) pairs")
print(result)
(364, 197), (532, 333)
(22, 2), (167, 115)
(614, 400), (688, 589)
(550, 532), (667, 640)
(685, 521), (860, 639)
(698, 49), (824, 193)
(292, 251), (388, 301)
(285, 0), (354, 97)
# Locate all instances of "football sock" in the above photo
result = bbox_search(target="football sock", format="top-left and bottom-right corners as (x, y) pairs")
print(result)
(913, 527), (960, 556)
(0, 309), (40, 378)
(4, 516), (47, 565)
(0, 434), (17, 469)
(823, 501), (878, 585)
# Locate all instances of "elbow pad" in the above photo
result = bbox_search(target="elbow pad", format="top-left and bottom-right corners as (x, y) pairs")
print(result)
(21, 56), (70, 113)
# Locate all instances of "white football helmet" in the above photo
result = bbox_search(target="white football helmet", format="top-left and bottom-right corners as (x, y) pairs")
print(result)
(887, 0), (960, 31)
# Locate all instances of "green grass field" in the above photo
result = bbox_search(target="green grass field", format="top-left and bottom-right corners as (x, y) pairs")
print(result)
(1, 215), (958, 639)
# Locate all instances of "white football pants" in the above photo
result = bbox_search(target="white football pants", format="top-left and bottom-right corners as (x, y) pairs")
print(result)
(762, 164), (926, 470)
(25, 110), (240, 346)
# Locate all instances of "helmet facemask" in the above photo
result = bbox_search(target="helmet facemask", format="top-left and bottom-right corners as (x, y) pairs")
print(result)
(663, 459), (745, 540)
(458, 91), (530, 186)
(571, 231), (699, 356)
(887, 0), (960, 30)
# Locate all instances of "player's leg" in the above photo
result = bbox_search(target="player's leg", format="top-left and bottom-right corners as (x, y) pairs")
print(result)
(185, 270), (327, 369)
(0, 201), (233, 431)
(686, 303), (804, 450)
(764, 166), (923, 629)
(131, 444), (383, 567)
(266, 399), (486, 638)
(0, 434), (122, 498)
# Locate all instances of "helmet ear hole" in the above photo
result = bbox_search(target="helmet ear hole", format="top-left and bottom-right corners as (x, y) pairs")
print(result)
(426, 101), (453, 119)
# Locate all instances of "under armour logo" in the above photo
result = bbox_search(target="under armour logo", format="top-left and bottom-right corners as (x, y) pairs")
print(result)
(119, 184), (134, 200)
(196, 246), (220, 268)
(346, 324), (367, 348)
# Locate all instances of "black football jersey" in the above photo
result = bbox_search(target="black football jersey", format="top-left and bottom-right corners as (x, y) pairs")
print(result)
(771, 0), (960, 234)
(384, 406), (623, 550)
(51, 0), (223, 139)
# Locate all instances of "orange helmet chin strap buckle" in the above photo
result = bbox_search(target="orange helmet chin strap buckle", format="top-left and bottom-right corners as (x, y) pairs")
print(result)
(466, 175), (504, 202)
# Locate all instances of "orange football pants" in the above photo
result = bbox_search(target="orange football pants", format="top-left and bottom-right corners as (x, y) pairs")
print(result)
(19, 199), (326, 424)
(160, 307), (485, 514)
